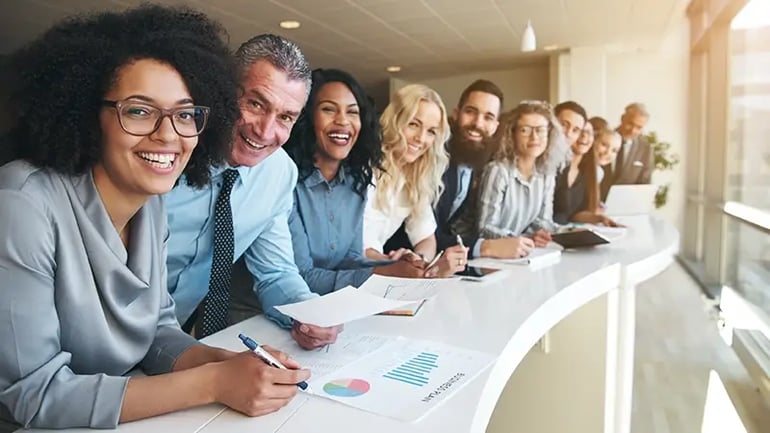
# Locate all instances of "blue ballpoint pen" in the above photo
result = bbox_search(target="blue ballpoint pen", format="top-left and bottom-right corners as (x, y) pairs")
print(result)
(238, 333), (311, 392)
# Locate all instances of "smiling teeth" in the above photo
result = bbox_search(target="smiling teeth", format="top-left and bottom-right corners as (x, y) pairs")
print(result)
(328, 132), (350, 140)
(138, 152), (175, 169)
(242, 133), (267, 150)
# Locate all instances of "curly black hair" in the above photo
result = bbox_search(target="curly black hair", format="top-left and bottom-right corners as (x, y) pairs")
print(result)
(4, 4), (240, 188)
(284, 68), (382, 197)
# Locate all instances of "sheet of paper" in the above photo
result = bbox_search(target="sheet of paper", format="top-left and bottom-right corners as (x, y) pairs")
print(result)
(468, 248), (561, 269)
(358, 274), (458, 301)
(308, 338), (496, 423)
(274, 333), (398, 380)
(497, 247), (562, 265)
(274, 286), (415, 327)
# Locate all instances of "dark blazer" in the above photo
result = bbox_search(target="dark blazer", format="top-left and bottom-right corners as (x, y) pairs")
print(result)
(383, 162), (477, 257)
(614, 134), (653, 185)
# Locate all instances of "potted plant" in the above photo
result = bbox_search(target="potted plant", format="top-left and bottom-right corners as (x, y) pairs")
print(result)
(646, 131), (680, 208)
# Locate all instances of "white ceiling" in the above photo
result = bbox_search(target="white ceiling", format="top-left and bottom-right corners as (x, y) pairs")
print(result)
(0, 0), (687, 87)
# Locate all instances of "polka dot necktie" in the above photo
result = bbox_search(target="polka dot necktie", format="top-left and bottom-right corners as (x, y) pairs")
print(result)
(196, 169), (239, 339)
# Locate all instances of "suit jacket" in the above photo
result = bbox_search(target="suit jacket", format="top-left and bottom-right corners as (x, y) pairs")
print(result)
(613, 134), (653, 185)
(382, 162), (477, 257)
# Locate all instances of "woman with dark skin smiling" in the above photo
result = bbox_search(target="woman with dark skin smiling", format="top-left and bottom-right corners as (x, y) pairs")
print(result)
(285, 69), (429, 296)
(0, 6), (307, 431)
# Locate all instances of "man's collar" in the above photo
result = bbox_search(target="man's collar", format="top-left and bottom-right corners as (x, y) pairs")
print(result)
(212, 163), (250, 181)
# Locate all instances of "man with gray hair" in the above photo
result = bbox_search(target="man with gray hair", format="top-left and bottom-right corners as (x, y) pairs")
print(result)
(610, 102), (652, 184)
(165, 34), (341, 351)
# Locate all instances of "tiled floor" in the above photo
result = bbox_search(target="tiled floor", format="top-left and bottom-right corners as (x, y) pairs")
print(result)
(632, 263), (770, 433)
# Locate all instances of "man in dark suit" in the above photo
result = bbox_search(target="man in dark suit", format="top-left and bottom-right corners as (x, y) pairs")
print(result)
(385, 80), (534, 259)
(611, 102), (652, 185)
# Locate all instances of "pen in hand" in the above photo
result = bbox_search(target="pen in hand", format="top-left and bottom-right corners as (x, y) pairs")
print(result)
(456, 234), (466, 250)
(238, 333), (312, 392)
(423, 249), (445, 270)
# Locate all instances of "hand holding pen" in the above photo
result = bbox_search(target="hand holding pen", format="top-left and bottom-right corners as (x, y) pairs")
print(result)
(239, 334), (313, 392)
(423, 236), (469, 278)
(209, 336), (310, 417)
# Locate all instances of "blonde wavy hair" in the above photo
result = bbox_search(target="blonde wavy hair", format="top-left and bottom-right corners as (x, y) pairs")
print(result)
(375, 84), (451, 217)
(491, 101), (569, 176)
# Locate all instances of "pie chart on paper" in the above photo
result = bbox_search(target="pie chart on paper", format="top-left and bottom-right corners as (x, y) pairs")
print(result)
(323, 378), (370, 397)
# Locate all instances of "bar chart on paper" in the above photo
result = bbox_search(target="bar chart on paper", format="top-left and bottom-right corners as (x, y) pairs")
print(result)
(383, 352), (439, 387)
(309, 338), (495, 422)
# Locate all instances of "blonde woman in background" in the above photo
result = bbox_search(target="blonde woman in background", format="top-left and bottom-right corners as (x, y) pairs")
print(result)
(363, 84), (467, 277)
(456, 101), (569, 258)
(591, 118), (623, 202)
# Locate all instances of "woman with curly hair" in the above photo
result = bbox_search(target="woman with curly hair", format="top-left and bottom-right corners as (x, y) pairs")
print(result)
(0, 5), (305, 431)
(362, 84), (467, 277)
(285, 69), (434, 294)
(455, 101), (569, 258)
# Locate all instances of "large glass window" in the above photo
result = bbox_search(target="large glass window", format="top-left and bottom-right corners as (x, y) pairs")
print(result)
(725, 0), (770, 319)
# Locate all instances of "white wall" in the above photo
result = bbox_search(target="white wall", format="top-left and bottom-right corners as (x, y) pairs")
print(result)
(389, 64), (550, 113)
(605, 17), (690, 230)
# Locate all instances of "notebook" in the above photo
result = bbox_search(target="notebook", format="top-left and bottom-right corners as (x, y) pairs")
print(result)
(551, 229), (610, 249)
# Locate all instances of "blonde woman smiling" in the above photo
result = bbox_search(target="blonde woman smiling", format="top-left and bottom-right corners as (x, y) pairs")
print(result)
(363, 84), (467, 277)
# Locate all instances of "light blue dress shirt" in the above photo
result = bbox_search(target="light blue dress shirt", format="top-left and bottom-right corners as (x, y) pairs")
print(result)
(449, 164), (472, 219)
(451, 164), (484, 257)
(289, 166), (375, 296)
(164, 149), (317, 329)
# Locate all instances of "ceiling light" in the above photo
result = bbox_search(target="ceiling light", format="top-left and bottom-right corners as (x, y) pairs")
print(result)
(521, 20), (536, 52)
(279, 20), (301, 29)
(386, 66), (401, 73)
(544, 44), (559, 51)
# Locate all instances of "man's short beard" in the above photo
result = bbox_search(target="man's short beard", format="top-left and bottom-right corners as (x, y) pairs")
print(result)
(449, 123), (495, 169)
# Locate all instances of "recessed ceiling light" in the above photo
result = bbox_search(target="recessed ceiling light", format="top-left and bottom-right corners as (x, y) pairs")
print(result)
(386, 66), (401, 72)
(279, 20), (301, 29)
(543, 44), (559, 51)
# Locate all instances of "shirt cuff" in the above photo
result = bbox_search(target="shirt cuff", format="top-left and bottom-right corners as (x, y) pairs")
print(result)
(265, 292), (318, 329)
(472, 238), (484, 258)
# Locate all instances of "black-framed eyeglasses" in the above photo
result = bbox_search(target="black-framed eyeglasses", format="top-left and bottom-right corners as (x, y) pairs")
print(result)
(101, 99), (210, 138)
(516, 125), (550, 137)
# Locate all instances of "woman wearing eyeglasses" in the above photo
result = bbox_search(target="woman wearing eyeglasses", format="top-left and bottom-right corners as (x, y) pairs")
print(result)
(0, 6), (291, 431)
(455, 102), (568, 258)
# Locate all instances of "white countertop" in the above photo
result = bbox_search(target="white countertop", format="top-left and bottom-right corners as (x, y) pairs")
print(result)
(20, 216), (678, 433)
(198, 216), (679, 433)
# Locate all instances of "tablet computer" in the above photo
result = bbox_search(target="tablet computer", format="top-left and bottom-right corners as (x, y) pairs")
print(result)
(551, 229), (610, 249)
(455, 266), (504, 282)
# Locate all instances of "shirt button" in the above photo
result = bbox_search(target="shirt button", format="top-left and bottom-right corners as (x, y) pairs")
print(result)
(330, 242), (336, 250)
(329, 213), (334, 222)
